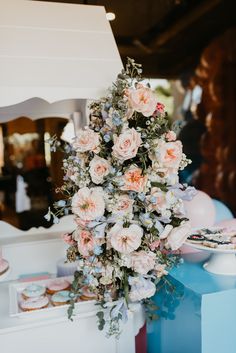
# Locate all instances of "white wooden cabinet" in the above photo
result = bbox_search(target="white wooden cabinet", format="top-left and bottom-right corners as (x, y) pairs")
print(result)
(0, 224), (145, 353)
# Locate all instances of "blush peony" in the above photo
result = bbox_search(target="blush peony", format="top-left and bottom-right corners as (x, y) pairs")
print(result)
(71, 187), (105, 221)
(109, 223), (143, 254)
(112, 128), (142, 161)
(126, 84), (158, 117)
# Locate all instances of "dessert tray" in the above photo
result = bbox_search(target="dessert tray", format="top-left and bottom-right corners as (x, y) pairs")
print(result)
(9, 276), (96, 320)
(185, 228), (236, 275)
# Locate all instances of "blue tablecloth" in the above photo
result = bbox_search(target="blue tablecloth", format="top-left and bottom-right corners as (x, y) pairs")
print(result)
(147, 260), (236, 353)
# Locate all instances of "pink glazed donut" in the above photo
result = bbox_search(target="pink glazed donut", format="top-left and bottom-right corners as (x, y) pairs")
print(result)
(46, 279), (71, 295)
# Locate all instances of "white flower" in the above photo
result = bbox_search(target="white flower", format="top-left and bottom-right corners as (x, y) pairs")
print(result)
(166, 173), (179, 186)
(130, 250), (156, 274)
(108, 223), (143, 254)
(112, 194), (134, 217)
(71, 187), (105, 221)
(112, 128), (142, 161)
(119, 254), (132, 268)
(147, 188), (175, 213)
(100, 265), (114, 285)
(89, 156), (111, 184)
(129, 276), (156, 302)
(159, 225), (173, 239)
(165, 221), (191, 250)
(73, 128), (100, 153)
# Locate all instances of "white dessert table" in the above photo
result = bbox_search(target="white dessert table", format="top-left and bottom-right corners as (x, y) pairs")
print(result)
(0, 222), (145, 353)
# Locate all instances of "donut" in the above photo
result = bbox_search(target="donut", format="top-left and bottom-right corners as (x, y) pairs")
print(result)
(206, 234), (231, 245)
(217, 243), (236, 250)
(188, 228), (236, 249)
(46, 279), (71, 295)
(0, 258), (9, 276)
(22, 284), (46, 299)
(20, 296), (49, 312)
(202, 240), (218, 248)
(51, 290), (71, 306)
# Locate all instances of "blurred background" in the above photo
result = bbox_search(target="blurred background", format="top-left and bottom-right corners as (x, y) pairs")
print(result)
(0, 0), (235, 229)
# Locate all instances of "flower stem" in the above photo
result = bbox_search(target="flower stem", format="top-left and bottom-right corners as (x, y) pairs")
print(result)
(123, 270), (129, 306)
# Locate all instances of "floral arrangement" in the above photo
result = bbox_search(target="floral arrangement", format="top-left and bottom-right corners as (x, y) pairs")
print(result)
(47, 59), (195, 337)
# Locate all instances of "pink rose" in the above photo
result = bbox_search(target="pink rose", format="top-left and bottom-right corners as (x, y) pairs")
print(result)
(62, 233), (76, 245)
(75, 229), (95, 257)
(165, 131), (176, 142)
(165, 221), (191, 250)
(109, 223), (143, 254)
(155, 102), (165, 115)
(121, 166), (147, 192)
(89, 156), (111, 184)
(131, 250), (156, 274)
(157, 140), (183, 171)
(112, 128), (142, 161)
(71, 187), (105, 221)
(74, 217), (90, 228)
(126, 84), (158, 117)
(149, 239), (160, 251)
(73, 128), (100, 153)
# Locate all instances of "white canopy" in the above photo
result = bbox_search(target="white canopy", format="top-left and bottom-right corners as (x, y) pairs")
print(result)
(0, 0), (122, 122)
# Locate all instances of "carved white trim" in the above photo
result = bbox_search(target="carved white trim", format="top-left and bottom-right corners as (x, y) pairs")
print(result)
(0, 215), (75, 239)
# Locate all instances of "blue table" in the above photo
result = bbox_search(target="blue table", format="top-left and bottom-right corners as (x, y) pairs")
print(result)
(147, 260), (236, 353)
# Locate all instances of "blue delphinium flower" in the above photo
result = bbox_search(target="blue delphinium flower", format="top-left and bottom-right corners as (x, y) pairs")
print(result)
(52, 214), (60, 224)
(103, 134), (111, 142)
(56, 200), (66, 207)
(94, 245), (103, 256)
(112, 111), (122, 126)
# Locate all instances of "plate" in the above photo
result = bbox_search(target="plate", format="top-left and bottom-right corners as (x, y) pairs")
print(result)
(185, 241), (236, 276)
(185, 241), (236, 254)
